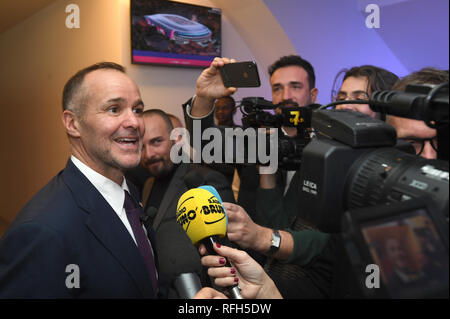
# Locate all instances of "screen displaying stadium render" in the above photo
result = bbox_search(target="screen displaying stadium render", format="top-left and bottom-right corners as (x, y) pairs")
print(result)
(131, 0), (221, 67)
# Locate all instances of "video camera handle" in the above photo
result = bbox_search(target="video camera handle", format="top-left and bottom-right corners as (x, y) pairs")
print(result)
(369, 82), (449, 127)
(318, 83), (449, 128)
(240, 97), (276, 113)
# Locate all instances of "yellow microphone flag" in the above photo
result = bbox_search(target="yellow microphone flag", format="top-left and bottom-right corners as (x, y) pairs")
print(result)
(176, 188), (227, 246)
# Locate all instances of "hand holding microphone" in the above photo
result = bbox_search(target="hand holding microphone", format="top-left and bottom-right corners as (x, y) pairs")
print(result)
(199, 243), (283, 299)
(176, 186), (243, 299)
(224, 202), (267, 250)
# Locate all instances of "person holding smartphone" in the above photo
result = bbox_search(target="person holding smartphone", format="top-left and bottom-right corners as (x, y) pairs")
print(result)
(182, 56), (335, 298)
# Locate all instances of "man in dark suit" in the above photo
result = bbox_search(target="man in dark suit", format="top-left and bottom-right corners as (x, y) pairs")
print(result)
(132, 109), (234, 298)
(0, 63), (160, 298)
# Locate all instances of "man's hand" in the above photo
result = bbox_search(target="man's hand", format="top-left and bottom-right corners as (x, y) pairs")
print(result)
(192, 57), (238, 117)
(224, 202), (294, 260)
(224, 202), (271, 251)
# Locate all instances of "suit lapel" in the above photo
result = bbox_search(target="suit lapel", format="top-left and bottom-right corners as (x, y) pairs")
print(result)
(61, 160), (155, 298)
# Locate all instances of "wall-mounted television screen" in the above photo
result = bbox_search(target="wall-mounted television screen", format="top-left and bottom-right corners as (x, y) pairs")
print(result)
(131, 0), (221, 67)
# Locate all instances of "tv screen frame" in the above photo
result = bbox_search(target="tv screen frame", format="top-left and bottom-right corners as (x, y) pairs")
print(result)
(130, 0), (222, 68)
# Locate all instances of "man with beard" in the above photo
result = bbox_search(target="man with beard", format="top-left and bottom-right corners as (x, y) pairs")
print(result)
(138, 109), (234, 298)
(183, 55), (319, 222)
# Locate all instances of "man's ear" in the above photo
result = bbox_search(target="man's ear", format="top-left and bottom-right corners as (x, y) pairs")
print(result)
(62, 109), (81, 138)
(310, 88), (319, 103)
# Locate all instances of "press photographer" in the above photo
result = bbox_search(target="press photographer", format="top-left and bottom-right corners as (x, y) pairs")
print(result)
(183, 56), (335, 298)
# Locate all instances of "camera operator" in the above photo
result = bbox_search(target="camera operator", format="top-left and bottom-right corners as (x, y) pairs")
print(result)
(184, 56), (319, 220)
(386, 67), (449, 159)
(183, 57), (335, 298)
(256, 66), (398, 256)
(245, 65), (401, 297)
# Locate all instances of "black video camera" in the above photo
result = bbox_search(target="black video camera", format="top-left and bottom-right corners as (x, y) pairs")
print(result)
(297, 108), (448, 233)
(293, 82), (449, 298)
(239, 97), (319, 170)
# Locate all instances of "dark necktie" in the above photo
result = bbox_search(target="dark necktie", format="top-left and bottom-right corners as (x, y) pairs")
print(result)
(123, 190), (158, 297)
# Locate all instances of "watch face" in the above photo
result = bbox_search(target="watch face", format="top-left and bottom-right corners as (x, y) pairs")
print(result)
(267, 230), (281, 256)
(272, 231), (281, 248)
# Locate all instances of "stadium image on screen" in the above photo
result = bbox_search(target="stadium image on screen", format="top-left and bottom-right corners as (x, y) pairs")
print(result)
(131, 0), (221, 67)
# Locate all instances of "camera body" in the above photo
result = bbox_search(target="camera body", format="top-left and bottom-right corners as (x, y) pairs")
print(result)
(294, 109), (449, 299)
(296, 109), (448, 233)
(235, 82), (449, 298)
(240, 97), (318, 170)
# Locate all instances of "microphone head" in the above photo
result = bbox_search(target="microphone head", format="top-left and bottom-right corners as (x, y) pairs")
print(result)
(176, 188), (228, 246)
(198, 185), (228, 229)
(198, 185), (223, 204)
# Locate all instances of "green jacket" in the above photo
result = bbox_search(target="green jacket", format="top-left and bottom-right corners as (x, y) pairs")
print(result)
(255, 171), (330, 266)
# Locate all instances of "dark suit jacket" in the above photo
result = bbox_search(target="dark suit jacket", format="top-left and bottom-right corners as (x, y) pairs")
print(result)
(143, 162), (234, 298)
(0, 160), (160, 298)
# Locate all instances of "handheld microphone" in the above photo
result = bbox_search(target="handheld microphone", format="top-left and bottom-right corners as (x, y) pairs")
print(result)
(173, 273), (202, 299)
(198, 185), (229, 231)
(176, 187), (243, 299)
(144, 207), (204, 299)
(198, 185), (224, 204)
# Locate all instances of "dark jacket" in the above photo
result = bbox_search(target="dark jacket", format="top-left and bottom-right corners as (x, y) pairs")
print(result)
(0, 160), (160, 298)
(141, 163), (235, 298)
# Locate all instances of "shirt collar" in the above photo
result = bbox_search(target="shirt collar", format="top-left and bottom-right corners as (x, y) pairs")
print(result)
(71, 155), (129, 216)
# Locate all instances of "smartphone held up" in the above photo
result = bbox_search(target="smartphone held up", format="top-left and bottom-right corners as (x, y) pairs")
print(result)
(220, 61), (261, 88)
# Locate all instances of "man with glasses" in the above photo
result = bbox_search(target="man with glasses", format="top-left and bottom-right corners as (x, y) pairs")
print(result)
(394, 127), (438, 159)
(387, 67), (448, 159)
(334, 65), (399, 120)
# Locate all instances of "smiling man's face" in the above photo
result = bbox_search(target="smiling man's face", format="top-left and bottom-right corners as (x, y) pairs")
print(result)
(76, 69), (145, 178)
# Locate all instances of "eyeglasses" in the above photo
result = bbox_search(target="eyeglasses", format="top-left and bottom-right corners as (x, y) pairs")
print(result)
(333, 91), (369, 102)
(403, 137), (438, 156)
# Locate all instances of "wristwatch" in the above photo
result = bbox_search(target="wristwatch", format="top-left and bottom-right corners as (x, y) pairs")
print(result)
(266, 229), (281, 256)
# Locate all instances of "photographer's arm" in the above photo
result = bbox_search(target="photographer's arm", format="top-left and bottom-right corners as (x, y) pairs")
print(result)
(191, 57), (237, 117)
(259, 172), (277, 189)
(254, 226), (295, 261)
(255, 170), (302, 228)
(252, 225), (329, 265)
(224, 202), (294, 260)
(225, 202), (330, 265)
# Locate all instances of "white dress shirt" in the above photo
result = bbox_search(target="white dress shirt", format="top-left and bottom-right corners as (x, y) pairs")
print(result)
(71, 155), (137, 245)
